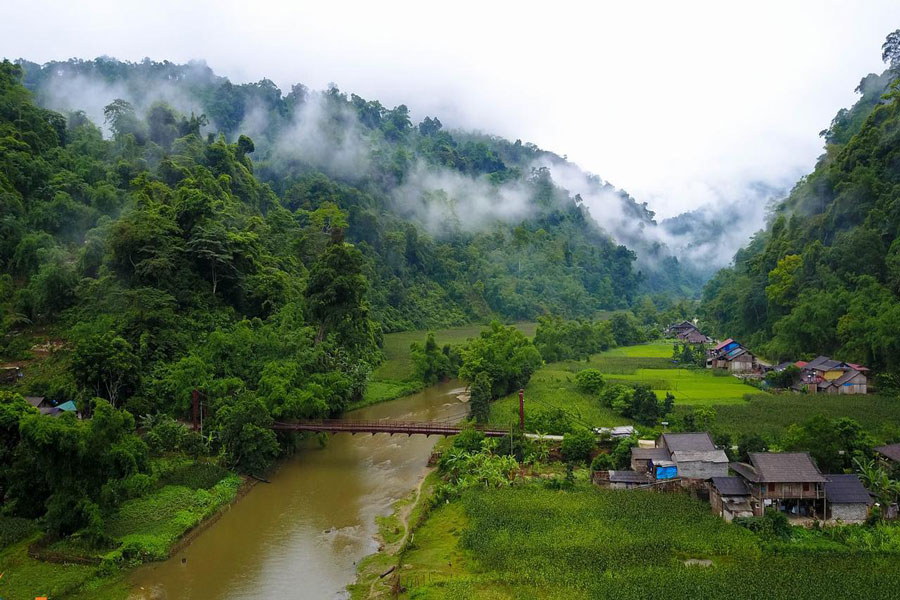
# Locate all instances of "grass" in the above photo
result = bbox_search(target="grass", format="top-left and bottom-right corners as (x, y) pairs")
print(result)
(361, 322), (537, 407)
(0, 536), (128, 600)
(395, 484), (900, 599)
(699, 392), (900, 438)
(488, 363), (623, 429)
(489, 341), (770, 430)
(486, 338), (900, 442)
(104, 474), (242, 560)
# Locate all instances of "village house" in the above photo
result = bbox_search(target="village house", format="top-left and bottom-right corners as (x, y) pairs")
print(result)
(706, 339), (759, 373)
(677, 328), (713, 344)
(665, 320), (713, 344)
(730, 452), (826, 518)
(25, 395), (52, 410)
(658, 432), (730, 479)
(629, 433), (730, 481)
(665, 320), (697, 338)
(630, 447), (670, 473)
(709, 476), (754, 521)
(795, 356), (868, 395)
(824, 474), (873, 524)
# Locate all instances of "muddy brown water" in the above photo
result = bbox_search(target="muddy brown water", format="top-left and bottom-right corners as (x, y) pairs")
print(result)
(128, 380), (470, 599)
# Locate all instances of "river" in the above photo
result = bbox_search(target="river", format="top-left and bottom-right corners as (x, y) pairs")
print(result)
(128, 380), (469, 599)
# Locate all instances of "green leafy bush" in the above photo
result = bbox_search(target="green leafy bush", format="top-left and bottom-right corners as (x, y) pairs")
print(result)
(574, 368), (605, 394)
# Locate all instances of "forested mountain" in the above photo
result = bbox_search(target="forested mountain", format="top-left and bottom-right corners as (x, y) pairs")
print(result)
(13, 57), (704, 331)
(701, 52), (900, 385)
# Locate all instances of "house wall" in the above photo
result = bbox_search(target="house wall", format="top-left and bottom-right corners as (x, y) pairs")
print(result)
(631, 457), (651, 472)
(677, 460), (729, 480)
(752, 482), (824, 501)
(729, 355), (756, 373)
(830, 503), (868, 523)
(839, 373), (867, 395)
(823, 369), (843, 381)
(710, 490), (724, 516)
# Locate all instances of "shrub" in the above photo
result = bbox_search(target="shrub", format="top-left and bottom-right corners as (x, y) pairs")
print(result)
(561, 428), (596, 464)
(575, 368), (605, 394)
(590, 453), (614, 471)
(453, 428), (486, 453)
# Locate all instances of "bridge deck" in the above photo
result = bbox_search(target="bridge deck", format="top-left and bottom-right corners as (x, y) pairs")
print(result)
(271, 419), (511, 437)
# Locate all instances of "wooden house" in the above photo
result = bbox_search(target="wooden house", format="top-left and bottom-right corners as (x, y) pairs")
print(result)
(710, 476), (753, 521)
(665, 320), (697, 338)
(730, 452), (826, 518)
(706, 339), (759, 373)
(677, 329), (712, 344)
(796, 356), (868, 394)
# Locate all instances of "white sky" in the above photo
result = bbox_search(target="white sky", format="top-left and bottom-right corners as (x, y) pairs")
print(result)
(3, 0), (899, 218)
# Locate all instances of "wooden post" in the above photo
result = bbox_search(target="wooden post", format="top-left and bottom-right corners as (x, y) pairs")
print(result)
(518, 388), (525, 431)
(192, 389), (199, 431)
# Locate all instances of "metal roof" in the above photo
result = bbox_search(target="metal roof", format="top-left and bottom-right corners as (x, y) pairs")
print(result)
(608, 471), (650, 484)
(662, 432), (716, 453)
(876, 443), (900, 462)
(632, 447), (671, 461)
(824, 474), (873, 505)
(714, 338), (734, 351)
(25, 396), (46, 408)
(672, 450), (729, 464)
(805, 356), (842, 371)
(711, 476), (750, 496)
(747, 452), (826, 483)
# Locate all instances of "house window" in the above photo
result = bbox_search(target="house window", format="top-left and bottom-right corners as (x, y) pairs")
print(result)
(768, 483), (775, 493)
(802, 483), (810, 492)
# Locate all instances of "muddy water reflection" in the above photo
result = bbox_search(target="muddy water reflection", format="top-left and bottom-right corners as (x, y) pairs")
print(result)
(128, 380), (468, 599)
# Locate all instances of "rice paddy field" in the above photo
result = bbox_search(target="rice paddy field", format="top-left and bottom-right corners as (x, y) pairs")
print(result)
(489, 340), (900, 440)
(395, 485), (900, 600)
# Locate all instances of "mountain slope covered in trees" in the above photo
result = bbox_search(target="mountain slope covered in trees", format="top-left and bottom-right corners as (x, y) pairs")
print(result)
(14, 57), (706, 331)
(701, 57), (900, 386)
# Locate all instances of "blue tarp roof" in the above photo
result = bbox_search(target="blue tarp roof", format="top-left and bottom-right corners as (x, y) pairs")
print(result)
(56, 401), (77, 411)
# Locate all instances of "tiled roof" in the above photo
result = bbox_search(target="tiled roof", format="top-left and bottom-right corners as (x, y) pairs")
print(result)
(876, 443), (900, 462)
(25, 396), (46, 408)
(608, 471), (650, 484)
(672, 450), (729, 464)
(662, 432), (716, 453)
(711, 476), (750, 496)
(631, 448), (671, 461)
(824, 474), (873, 505)
(748, 452), (826, 483)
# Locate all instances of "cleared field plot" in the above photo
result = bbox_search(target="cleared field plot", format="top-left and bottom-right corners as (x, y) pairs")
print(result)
(598, 341), (677, 358)
(605, 368), (759, 405)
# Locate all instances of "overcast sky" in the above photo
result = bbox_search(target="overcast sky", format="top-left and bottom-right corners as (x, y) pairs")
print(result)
(4, 0), (900, 218)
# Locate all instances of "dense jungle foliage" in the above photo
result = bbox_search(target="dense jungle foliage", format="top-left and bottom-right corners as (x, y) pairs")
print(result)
(11, 57), (708, 333)
(701, 47), (900, 386)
